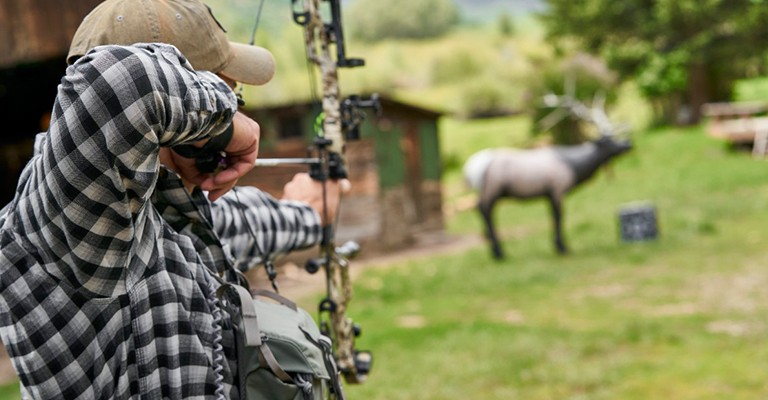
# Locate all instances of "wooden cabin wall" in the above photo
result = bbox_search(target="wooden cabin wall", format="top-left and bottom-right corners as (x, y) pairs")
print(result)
(0, 0), (102, 68)
(0, 0), (104, 204)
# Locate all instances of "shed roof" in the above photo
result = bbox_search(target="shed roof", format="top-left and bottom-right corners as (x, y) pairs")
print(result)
(0, 0), (101, 68)
(252, 95), (444, 120)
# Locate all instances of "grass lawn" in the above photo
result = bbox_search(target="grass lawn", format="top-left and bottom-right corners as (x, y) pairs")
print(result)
(338, 120), (768, 399)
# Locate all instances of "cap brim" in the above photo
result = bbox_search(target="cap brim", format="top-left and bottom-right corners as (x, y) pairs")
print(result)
(220, 42), (276, 86)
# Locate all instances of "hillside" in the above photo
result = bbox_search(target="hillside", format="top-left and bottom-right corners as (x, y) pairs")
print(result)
(206, 0), (548, 40)
(202, 0), (554, 115)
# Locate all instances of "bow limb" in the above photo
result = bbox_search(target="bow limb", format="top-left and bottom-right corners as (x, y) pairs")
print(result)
(325, 254), (358, 380)
(301, 0), (346, 156)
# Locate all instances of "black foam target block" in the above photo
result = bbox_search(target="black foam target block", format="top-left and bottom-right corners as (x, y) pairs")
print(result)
(618, 203), (658, 242)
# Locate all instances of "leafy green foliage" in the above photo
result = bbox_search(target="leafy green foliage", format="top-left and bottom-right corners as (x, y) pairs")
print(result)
(635, 50), (688, 99)
(346, 0), (460, 42)
(457, 77), (509, 118)
(541, 0), (768, 124)
(734, 77), (768, 102)
(205, 0), (655, 141)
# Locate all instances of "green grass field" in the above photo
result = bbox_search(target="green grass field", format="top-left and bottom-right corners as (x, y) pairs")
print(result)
(337, 119), (768, 399)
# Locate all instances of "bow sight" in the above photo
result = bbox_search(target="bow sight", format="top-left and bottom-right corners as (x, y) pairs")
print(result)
(342, 94), (381, 141)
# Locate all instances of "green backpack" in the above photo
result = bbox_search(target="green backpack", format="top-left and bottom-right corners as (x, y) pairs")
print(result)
(220, 283), (346, 400)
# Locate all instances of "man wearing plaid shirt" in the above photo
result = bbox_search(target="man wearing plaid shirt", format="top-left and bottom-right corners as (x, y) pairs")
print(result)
(0, 0), (346, 398)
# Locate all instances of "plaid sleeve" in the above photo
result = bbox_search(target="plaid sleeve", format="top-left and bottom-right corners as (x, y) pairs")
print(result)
(210, 187), (322, 270)
(12, 44), (237, 297)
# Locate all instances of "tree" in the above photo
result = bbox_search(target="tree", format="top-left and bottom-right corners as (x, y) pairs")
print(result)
(541, 0), (768, 125)
(346, 0), (459, 42)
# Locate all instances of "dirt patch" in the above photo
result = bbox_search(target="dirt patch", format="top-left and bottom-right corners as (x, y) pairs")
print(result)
(706, 320), (761, 337)
(396, 315), (427, 328)
(249, 232), (484, 302)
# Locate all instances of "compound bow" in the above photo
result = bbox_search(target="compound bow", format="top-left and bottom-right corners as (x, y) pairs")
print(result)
(291, 0), (379, 384)
(253, 0), (380, 384)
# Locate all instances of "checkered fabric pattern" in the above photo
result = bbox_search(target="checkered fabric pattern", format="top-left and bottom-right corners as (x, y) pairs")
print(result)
(0, 44), (321, 399)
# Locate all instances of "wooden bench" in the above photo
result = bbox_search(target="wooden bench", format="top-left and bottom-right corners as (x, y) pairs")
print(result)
(701, 101), (768, 157)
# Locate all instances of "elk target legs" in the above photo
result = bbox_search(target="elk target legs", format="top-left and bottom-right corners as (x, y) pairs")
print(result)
(548, 194), (568, 254)
(479, 198), (504, 260)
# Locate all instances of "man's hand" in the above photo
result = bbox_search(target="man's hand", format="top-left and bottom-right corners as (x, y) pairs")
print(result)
(283, 173), (351, 224)
(161, 111), (260, 201)
(199, 112), (260, 201)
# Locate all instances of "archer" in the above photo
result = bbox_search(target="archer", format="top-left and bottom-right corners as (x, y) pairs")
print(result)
(0, 0), (346, 398)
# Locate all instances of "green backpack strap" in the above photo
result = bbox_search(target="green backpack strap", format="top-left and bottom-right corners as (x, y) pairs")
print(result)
(251, 289), (298, 311)
(227, 283), (262, 347)
(217, 282), (296, 394)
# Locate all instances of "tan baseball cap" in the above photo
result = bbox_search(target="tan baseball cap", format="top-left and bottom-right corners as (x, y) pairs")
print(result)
(67, 0), (275, 86)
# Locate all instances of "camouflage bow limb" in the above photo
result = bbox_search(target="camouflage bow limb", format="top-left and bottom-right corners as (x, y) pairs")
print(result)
(291, 0), (378, 384)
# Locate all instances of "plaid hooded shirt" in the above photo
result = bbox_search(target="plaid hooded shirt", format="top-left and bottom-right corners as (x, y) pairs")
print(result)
(0, 44), (322, 399)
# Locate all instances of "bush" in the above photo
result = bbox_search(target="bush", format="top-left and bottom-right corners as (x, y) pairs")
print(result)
(458, 78), (510, 118)
(430, 49), (484, 86)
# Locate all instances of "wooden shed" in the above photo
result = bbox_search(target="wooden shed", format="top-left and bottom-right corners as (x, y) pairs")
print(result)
(239, 97), (445, 251)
